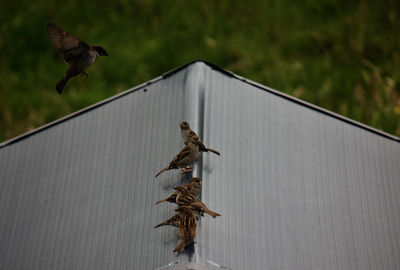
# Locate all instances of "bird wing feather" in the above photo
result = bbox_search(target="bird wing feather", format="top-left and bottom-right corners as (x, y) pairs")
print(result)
(170, 146), (191, 167)
(47, 22), (90, 64)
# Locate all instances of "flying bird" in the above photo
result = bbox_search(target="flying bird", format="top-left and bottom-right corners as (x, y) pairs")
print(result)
(46, 22), (108, 94)
(180, 121), (220, 155)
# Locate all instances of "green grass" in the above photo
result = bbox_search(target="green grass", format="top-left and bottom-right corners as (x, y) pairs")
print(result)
(1, 0), (399, 142)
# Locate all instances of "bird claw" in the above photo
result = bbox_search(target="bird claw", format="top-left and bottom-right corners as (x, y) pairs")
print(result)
(180, 166), (194, 174)
(81, 72), (88, 79)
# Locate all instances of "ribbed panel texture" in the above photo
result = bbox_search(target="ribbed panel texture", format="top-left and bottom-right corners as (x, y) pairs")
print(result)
(199, 66), (400, 270)
(0, 68), (192, 269)
(1, 61), (399, 269)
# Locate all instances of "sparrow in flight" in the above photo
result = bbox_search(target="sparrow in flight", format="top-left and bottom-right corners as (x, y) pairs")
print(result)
(46, 22), (108, 94)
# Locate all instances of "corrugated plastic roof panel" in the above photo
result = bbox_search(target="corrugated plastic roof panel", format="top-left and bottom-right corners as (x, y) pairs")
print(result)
(1, 61), (400, 270)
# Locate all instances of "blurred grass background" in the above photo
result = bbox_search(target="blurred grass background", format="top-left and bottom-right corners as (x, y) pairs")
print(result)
(0, 0), (399, 142)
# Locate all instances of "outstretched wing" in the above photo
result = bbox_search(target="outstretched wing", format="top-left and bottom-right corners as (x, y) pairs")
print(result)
(46, 22), (90, 64)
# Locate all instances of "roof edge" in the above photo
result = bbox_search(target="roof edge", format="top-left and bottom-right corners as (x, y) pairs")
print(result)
(1, 60), (399, 148)
(196, 60), (400, 143)
(0, 72), (164, 149)
(0, 60), (204, 149)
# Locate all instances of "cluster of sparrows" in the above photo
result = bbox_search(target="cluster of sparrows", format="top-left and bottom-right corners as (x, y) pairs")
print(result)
(154, 121), (221, 253)
(46, 23), (222, 253)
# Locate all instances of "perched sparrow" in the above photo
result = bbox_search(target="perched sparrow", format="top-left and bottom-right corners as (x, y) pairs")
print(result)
(154, 213), (181, 228)
(155, 192), (178, 205)
(155, 177), (202, 205)
(47, 22), (108, 94)
(190, 207), (204, 220)
(153, 208), (202, 230)
(187, 201), (220, 219)
(174, 186), (197, 205)
(180, 121), (220, 156)
(173, 206), (197, 253)
(186, 177), (202, 197)
(155, 137), (200, 177)
(175, 186), (221, 218)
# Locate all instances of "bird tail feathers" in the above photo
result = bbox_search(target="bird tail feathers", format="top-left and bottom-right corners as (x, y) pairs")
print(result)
(205, 209), (221, 218)
(56, 76), (69, 94)
(155, 198), (167, 204)
(154, 222), (167, 228)
(173, 240), (186, 253)
(155, 167), (169, 177)
(206, 147), (220, 156)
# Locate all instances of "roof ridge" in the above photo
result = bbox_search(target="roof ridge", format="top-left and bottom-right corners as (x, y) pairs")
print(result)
(1, 60), (398, 149)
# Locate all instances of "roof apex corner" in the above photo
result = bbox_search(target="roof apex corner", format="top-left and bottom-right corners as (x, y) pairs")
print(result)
(161, 60), (235, 79)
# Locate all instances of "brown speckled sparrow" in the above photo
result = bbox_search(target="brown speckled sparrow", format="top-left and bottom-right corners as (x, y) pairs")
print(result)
(153, 207), (202, 229)
(47, 22), (108, 94)
(186, 177), (202, 197)
(175, 186), (221, 218)
(155, 137), (199, 177)
(155, 178), (202, 204)
(187, 201), (220, 219)
(173, 206), (197, 253)
(180, 121), (220, 156)
(190, 207), (204, 220)
(154, 213), (181, 229)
